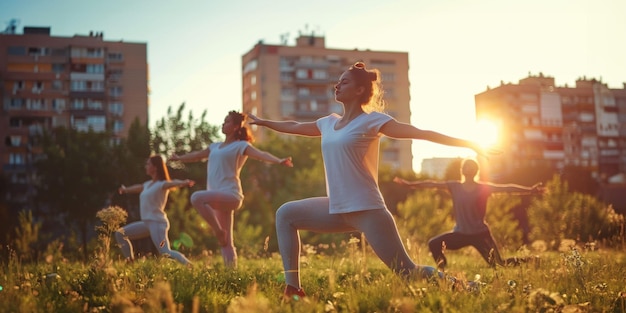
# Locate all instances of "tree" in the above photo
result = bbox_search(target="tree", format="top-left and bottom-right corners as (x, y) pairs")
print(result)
(152, 103), (221, 187)
(110, 117), (151, 221)
(35, 127), (119, 260)
(527, 175), (624, 249)
(151, 103), (220, 158)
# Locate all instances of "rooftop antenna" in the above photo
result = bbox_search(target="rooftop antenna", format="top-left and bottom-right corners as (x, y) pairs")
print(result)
(279, 32), (290, 45)
(3, 19), (19, 34)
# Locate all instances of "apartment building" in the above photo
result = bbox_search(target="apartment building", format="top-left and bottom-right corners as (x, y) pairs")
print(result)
(420, 157), (462, 179)
(1, 26), (148, 212)
(474, 73), (626, 181)
(241, 34), (413, 171)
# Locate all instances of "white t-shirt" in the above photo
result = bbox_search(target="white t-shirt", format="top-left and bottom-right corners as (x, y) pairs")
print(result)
(206, 141), (250, 200)
(139, 180), (169, 222)
(317, 112), (392, 214)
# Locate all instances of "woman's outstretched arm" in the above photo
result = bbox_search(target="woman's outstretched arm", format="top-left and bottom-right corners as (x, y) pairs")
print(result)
(248, 114), (321, 137)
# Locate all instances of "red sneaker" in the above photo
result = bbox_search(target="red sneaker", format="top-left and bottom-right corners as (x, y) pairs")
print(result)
(283, 285), (306, 301)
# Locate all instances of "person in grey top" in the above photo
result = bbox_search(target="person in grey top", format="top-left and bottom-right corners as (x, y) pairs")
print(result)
(394, 159), (543, 270)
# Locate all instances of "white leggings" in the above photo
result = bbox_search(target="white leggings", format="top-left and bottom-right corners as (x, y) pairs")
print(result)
(276, 197), (437, 288)
(115, 220), (190, 265)
(190, 190), (242, 268)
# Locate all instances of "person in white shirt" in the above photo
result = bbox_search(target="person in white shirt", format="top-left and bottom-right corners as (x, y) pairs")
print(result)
(394, 159), (543, 270)
(116, 155), (195, 265)
(249, 61), (493, 300)
(170, 111), (293, 268)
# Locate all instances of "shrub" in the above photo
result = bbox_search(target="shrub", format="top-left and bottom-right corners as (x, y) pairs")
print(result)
(528, 175), (625, 249)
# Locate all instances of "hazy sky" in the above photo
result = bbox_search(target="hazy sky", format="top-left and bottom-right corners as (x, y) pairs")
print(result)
(3, 0), (625, 172)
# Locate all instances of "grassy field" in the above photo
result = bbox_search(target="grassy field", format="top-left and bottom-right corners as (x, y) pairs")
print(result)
(1, 240), (625, 313)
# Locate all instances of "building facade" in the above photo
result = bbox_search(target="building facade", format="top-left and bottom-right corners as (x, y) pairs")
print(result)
(420, 157), (462, 179)
(1, 26), (148, 212)
(475, 73), (626, 181)
(241, 34), (413, 171)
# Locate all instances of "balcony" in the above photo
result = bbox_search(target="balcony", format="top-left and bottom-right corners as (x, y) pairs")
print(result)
(3, 164), (28, 173)
(294, 77), (333, 85)
(69, 90), (106, 99)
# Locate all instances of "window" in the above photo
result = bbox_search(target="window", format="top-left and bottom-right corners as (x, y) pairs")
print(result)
(296, 69), (308, 79)
(108, 69), (123, 80)
(250, 75), (256, 85)
(521, 104), (538, 114)
(310, 100), (318, 111)
(298, 88), (310, 96)
(113, 120), (124, 134)
(32, 81), (44, 93)
(28, 99), (44, 110)
(521, 93), (538, 101)
(9, 153), (25, 165)
(299, 56), (313, 64)
(86, 48), (103, 58)
(52, 80), (63, 90)
(89, 81), (105, 91)
(71, 80), (87, 91)
(281, 101), (295, 116)
(523, 129), (542, 140)
(8, 135), (21, 146)
(279, 57), (294, 67)
(381, 73), (395, 82)
(108, 52), (123, 61)
(281, 87), (295, 97)
(579, 113), (594, 122)
(52, 63), (65, 73)
(52, 99), (66, 111)
(8, 46), (26, 55)
(28, 47), (49, 56)
(87, 64), (105, 74)
(72, 99), (85, 110)
(13, 81), (24, 92)
(243, 59), (257, 74)
(298, 102), (309, 111)
(312, 70), (327, 80)
(251, 91), (257, 101)
(87, 116), (106, 132)
(9, 98), (23, 109)
(280, 71), (293, 82)
(371, 59), (396, 67)
(73, 118), (87, 131)
(109, 86), (123, 97)
(88, 100), (103, 110)
(109, 102), (123, 115)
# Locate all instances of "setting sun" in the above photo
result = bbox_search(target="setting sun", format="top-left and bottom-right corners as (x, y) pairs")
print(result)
(470, 119), (500, 149)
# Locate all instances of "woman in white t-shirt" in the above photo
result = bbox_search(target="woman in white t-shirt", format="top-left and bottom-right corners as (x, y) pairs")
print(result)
(116, 155), (195, 265)
(249, 62), (492, 300)
(170, 111), (293, 268)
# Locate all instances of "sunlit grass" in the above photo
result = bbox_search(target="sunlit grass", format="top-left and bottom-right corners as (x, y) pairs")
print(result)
(1, 239), (625, 312)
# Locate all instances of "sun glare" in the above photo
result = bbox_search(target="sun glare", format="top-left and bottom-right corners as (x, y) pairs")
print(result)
(471, 119), (500, 149)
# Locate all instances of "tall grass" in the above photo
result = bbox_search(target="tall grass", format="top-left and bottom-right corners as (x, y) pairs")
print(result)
(1, 236), (625, 312)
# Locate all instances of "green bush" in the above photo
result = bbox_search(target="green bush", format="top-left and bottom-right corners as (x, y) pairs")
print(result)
(528, 175), (625, 249)
(396, 189), (454, 246)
